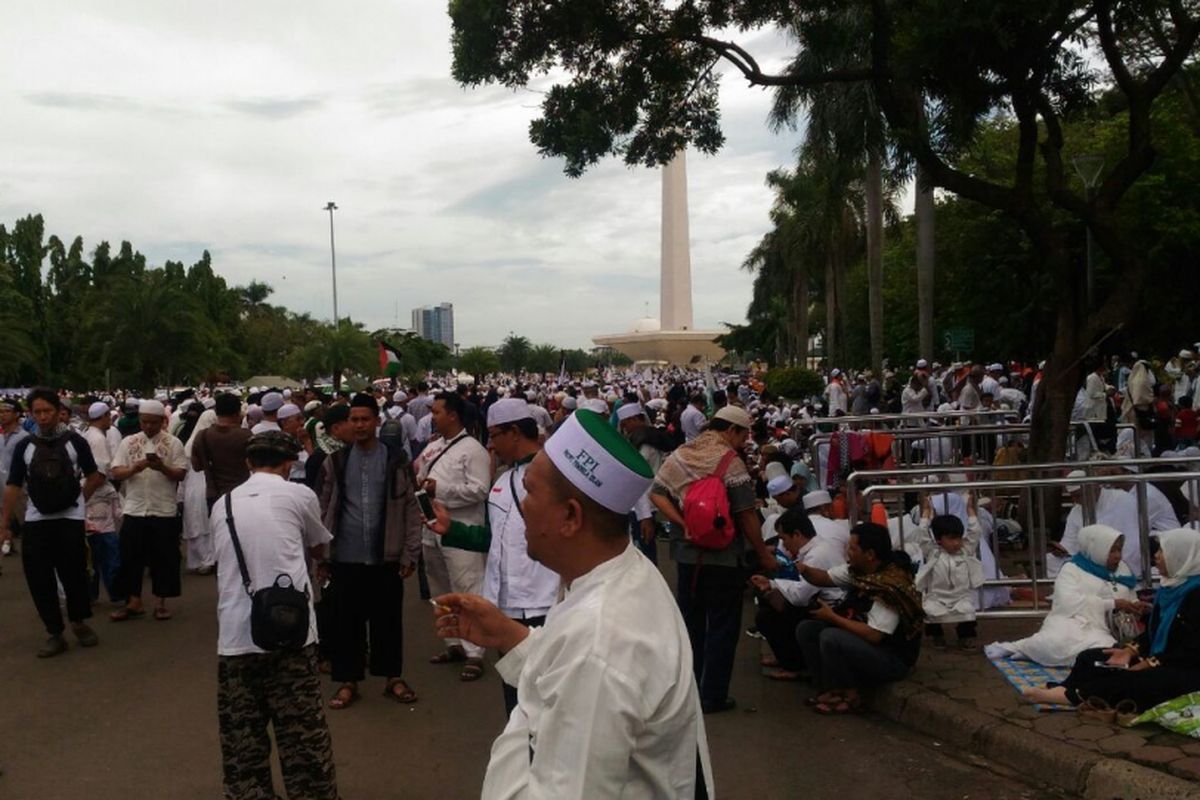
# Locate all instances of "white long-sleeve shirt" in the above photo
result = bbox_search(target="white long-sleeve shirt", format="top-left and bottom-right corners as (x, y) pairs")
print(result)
(769, 535), (845, 607)
(483, 459), (559, 618)
(417, 430), (491, 545)
(484, 545), (712, 800)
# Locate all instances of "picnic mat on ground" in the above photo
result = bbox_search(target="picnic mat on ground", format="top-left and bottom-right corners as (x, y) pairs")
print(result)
(988, 657), (1073, 711)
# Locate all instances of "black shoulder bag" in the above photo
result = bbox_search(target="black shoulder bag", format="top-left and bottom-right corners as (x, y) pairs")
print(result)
(224, 493), (311, 651)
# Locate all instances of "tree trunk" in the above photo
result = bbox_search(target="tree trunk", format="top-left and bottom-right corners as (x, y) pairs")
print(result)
(866, 149), (885, 373)
(792, 265), (810, 368)
(824, 254), (839, 367)
(915, 162), (936, 360)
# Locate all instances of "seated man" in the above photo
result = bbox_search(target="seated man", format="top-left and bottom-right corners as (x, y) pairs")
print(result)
(749, 507), (845, 681)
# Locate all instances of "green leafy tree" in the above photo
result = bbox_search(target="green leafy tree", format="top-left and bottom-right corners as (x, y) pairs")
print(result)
(496, 334), (532, 372)
(457, 346), (501, 376)
(526, 343), (562, 374)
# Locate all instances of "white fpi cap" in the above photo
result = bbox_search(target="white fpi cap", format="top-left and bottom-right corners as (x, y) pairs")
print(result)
(487, 398), (533, 428)
(544, 410), (654, 514)
(802, 490), (832, 510)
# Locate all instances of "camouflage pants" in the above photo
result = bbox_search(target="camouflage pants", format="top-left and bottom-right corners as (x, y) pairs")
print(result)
(217, 644), (338, 800)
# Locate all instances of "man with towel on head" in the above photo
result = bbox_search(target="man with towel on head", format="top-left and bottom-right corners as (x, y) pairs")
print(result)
(433, 409), (714, 799)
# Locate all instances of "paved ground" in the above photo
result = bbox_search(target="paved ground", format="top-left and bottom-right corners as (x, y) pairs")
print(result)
(0, 545), (1065, 800)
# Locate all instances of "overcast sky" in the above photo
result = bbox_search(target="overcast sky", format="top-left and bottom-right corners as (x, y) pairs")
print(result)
(0, 2), (805, 349)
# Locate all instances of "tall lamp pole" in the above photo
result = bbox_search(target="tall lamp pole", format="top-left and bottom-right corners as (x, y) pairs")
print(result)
(324, 201), (339, 327)
(1071, 155), (1104, 310)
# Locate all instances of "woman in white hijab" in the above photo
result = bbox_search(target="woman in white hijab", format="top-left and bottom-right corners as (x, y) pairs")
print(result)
(1024, 528), (1200, 711)
(181, 408), (217, 573)
(986, 525), (1144, 666)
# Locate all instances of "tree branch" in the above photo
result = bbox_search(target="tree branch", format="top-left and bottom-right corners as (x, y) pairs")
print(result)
(689, 35), (874, 88)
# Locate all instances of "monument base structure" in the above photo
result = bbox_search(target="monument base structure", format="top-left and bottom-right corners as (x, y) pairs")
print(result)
(592, 328), (726, 365)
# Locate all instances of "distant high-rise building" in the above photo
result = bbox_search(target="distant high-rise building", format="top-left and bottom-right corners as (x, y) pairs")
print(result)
(411, 302), (455, 348)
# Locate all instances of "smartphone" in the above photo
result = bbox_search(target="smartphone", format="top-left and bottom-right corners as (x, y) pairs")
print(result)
(145, 452), (160, 462)
(1093, 661), (1128, 669)
(415, 490), (434, 520)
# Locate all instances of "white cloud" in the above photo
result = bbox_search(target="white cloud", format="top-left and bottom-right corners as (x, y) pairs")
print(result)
(0, 1), (801, 349)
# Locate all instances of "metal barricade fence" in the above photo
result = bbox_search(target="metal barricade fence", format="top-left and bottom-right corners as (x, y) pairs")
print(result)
(856, 472), (1200, 619)
(844, 456), (1200, 523)
(808, 424), (1033, 472)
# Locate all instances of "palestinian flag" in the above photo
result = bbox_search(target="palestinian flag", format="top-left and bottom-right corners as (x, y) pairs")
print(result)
(378, 340), (402, 377)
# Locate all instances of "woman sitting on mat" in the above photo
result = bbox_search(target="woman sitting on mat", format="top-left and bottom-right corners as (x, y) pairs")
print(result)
(795, 523), (925, 714)
(986, 524), (1144, 667)
(1024, 528), (1200, 713)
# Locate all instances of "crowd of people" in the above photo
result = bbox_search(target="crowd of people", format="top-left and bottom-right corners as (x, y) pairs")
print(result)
(1, 344), (1198, 798)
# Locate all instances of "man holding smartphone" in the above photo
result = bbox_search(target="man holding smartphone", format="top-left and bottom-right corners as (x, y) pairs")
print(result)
(109, 399), (189, 622)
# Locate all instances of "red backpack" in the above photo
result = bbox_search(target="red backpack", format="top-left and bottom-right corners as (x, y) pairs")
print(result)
(682, 450), (739, 550)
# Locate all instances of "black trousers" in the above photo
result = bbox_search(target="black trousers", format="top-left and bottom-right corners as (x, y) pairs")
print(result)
(676, 562), (744, 709)
(116, 515), (182, 599)
(502, 615), (547, 716)
(926, 621), (978, 639)
(755, 602), (809, 671)
(1060, 647), (1200, 709)
(217, 644), (338, 800)
(21, 517), (92, 635)
(329, 562), (405, 683)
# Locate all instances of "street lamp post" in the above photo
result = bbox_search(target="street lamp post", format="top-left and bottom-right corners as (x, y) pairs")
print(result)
(1071, 155), (1104, 310)
(324, 201), (339, 328)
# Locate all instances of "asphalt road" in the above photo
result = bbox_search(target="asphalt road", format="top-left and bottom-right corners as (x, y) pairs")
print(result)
(0, 545), (1065, 800)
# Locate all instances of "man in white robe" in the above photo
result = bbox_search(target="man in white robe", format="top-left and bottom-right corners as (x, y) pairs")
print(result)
(432, 409), (712, 799)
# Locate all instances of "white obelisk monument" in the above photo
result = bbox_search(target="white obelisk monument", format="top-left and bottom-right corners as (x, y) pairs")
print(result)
(592, 149), (726, 363)
(660, 150), (694, 331)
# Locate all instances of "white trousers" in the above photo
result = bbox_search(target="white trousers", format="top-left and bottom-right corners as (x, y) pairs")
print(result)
(423, 539), (487, 658)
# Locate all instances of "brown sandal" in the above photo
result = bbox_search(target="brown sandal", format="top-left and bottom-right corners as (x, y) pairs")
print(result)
(459, 658), (485, 682)
(110, 607), (145, 622)
(383, 678), (418, 704)
(328, 684), (359, 710)
(429, 646), (467, 665)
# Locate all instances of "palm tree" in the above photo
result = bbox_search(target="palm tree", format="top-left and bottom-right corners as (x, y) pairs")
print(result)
(771, 8), (896, 372)
(497, 334), (532, 373)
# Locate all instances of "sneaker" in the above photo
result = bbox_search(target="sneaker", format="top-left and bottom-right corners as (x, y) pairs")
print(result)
(72, 623), (99, 647)
(37, 635), (68, 658)
(957, 637), (978, 651)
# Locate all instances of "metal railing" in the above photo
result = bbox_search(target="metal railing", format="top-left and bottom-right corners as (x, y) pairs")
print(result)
(808, 423), (1033, 473)
(795, 408), (1019, 431)
(844, 456), (1200, 522)
(857, 472), (1200, 618)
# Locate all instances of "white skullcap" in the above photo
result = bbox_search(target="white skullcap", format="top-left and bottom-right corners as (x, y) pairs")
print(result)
(767, 475), (795, 498)
(988, 363), (1004, 372)
(393, 391), (407, 403)
(764, 462), (788, 482)
(87, 402), (110, 420)
(139, 399), (166, 417)
(544, 410), (653, 514)
(282, 389), (293, 399)
(561, 396), (577, 410)
(260, 392), (284, 412)
(580, 398), (609, 415)
(915, 359), (929, 369)
(487, 398), (532, 428)
(1064, 469), (1086, 493)
(802, 490), (832, 510)
(277, 403), (302, 421)
(616, 403), (644, 421)
(304, 400), (321, 413)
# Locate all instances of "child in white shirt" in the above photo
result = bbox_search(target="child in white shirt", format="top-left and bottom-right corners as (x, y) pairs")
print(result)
(910, 493), (985, 650)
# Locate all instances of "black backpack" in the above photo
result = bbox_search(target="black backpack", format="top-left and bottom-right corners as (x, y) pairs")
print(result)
(27, 436), (81, 514)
